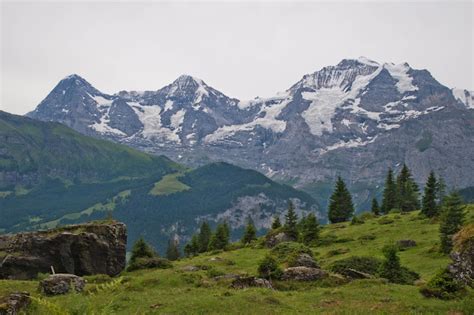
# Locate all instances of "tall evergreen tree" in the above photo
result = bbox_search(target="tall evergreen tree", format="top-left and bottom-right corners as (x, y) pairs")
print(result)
(381, 168), (397, 213)
(284, 201), (299, 238)
(301, 213), (320, 245)
(130, 237), (155, 263)
(436, 176), (447, 206)
(166, 238), (180, 261)
(421, 171), (438, 217)
(378, 244), (403, 283)
(396, 164), (420, 212)
(209, 223), (230, 250)
(371, 198), (380, 215)
(439, 192), (465, 254)
(197, 221), (211, 253)
(328, 177), (354, 223)
(241, 217), (257, 244)
(184, 234), (199, 257)
(271, 216), (282, 230)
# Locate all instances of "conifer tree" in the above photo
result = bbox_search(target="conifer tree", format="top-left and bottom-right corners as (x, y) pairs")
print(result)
(284, 201), (299, 238)
(396, 164), (420, 212)
(436, 176), (447, 206)
(378, 244), (403, 283)
(209, 223), (230, 250)
(381, 168), (397, 213)
(371, 198), (380, 215)
(439, 192), (465, 254)
(328, 177), (354, 223)
(241, 217), (257, 244)
(197, 221), (211, 253)
(301, 213), (320, 245)
(184, 234), (199, 257)
(130, 237), (155, 263)
(271, 216), (282, 230)
(166, 238), (180, 261)
(421, 171), (438, 217)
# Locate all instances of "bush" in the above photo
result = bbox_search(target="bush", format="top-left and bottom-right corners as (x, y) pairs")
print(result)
(326, 248), (350, 257)
(420, 269), (466, 299)
(358, 234), (376, 241)
(329, 256), (382, 277)
(206, 267), (226, 278)
(378, 245), (419, 284)
(359, 212), (376, 221)
(270, 242), (313, 262)
(127, 257), (172, 272)
(257, 255), (282, 280)
(130, 237), (155, 263)
(350, 215), (365, 225)
(378, 217), (395, 225)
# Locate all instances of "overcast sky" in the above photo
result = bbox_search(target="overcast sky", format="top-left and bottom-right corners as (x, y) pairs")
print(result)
(1, 1), (473, 115)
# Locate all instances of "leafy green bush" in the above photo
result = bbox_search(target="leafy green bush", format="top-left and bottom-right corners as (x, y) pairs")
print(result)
(378, 217), (395, 225)
(126, 257), (172, 272)
(270, 242), (313, 262)
(350, 215), (365, 225)
(420, 269), (466, 299)
(359, 212), (376, 221)
(257, 255), (282, 280)
(329, 256), (382, 277)
(206, 267), (226, 278)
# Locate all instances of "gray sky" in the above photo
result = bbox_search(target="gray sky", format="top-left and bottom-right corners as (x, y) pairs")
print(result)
(1, 1), (473, 115)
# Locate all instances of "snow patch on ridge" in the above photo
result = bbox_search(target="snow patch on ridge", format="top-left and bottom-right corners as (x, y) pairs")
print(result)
(452, 88), (474, 109)
(383, 63), (418, 93)
(131, 103), (180, 143)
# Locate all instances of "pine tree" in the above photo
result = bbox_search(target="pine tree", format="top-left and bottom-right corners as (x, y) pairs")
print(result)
(439, 192), (465, 254)
(436, 176), (447, 206)
(197, 221), (211, 253)
(209, 223), (230, 250)
(421, 171), (438, 217)
(166, 238), (180, 261)
(328, 177), (354, 223)
(271, 216), (282, 230)
(396, 164), (420, 212)
(378, 244), (403, 283)
(371, 198), (380, 215)
(184, 234), (199, 257)
(381, 168), (397, 213)
(130, 237), (155, 263)
(301, 213), (320, 245)
(241, 217), (257, 244)
(284, 201), (299, 239)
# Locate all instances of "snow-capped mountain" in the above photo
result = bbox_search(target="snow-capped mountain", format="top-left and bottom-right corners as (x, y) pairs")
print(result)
(27, 57), (474, 209)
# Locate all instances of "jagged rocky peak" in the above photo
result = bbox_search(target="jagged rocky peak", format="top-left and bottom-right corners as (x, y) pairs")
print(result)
(55, 73), (103, 96)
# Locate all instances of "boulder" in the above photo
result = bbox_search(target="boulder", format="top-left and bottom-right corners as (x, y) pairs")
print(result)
(181, 265), (200, 272)
(281, 267), (327, 281)
(397, 239), (417, 249)
(0, 292), (30, 315)
(265, 232), (296, 248)
(290, 253), (319, 268)
(0, 221), (127, 280)
(342, 268), (374, 280)
(230, 276), (273, 289)
(39, 274), (85, 295)
(448, 224), (474, 287)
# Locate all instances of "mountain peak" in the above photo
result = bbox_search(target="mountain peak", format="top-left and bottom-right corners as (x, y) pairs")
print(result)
(172, 74), (206, 87)
(55, 74), (101, 96)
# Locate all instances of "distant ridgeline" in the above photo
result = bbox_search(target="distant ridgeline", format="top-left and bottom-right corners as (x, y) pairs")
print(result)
(0, 111), (318, 253)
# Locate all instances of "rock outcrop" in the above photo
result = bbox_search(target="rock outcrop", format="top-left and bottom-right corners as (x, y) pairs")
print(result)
(230, 276), (273, 289)
(265, 232), (296, 248)
(39, 274), (86, 295)
(0, 221), (126, 280)
(0, 292), (30, 315)
(290, 253), (319, 268)
(448, 224), (474, 287)
(281, 267), (327, 281)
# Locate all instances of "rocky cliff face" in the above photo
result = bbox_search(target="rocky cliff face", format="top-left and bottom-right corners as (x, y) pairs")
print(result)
(27, 57), (474, 208)
(0, 221), (126, 280)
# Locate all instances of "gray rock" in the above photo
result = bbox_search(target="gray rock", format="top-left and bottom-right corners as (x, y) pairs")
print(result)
(265, 232), (296, 248)
(448, 225), (473, 287)
(230, 276), (273, 289)
(281, 267), (327, 281)
(342, 268), (374, 280)
(39, 274), (85, 295)
(0, 292), (30, 315)
(0, 222), (127, 280)
(290, 253), (319, 268)
(181, 265), (200, 272)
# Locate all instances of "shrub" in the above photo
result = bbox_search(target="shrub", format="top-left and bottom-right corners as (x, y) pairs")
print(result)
(378, 245), (419, 284)
(270, 242), (313, 262)
(130, 237), (155, 263)
(329, 256), (382, 277)
(257, 255), (282, 280)
(326, 248), (350, 257)
(206, 267), (226, 278)
(127, 257), (172, 272)
(378, 217), (394, 225)
(350, 215), (365, 225)
(420, 269), (466, 299)
(358, 234), (376, 241)
(359, 212), (376, 221)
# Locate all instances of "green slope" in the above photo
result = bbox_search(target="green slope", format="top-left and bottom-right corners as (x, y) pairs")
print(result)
(0, 111), (318, 252)
(2, 207), (473, 314)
